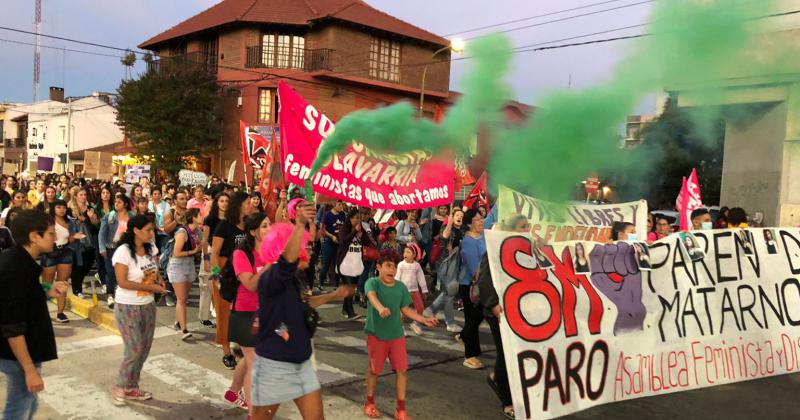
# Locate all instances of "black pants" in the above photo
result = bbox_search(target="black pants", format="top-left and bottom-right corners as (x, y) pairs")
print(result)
(487, 316), (513, 406)
(459, 285), (484, 358)
(341, 275), (359, 317)
(70, 248), (96, 295)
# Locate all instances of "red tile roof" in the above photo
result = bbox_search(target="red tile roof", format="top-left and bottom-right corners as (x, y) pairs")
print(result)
(139, 0), (449, 49)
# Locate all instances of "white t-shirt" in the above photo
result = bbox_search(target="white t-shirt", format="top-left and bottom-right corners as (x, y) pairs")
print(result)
(112, 243), (159, 305)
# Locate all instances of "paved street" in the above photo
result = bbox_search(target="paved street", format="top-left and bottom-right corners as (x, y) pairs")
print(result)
(4, 282), (800, 420)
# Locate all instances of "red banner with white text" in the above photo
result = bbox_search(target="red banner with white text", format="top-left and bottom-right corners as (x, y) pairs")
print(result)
(277, 81), (454, 209)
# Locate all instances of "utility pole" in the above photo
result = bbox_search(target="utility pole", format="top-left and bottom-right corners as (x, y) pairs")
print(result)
(33, 0), (41, 102)
(65, 98), (72, 173)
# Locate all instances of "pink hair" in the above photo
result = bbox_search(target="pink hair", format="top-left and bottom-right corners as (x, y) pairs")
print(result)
(260, 222), (311, 264)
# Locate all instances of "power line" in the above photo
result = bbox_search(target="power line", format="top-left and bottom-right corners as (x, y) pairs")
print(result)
(0, 37), (122, 58)
(443, 0), (649, 36)
(464, 0), (655, 40)
(0, 25), (136, 53)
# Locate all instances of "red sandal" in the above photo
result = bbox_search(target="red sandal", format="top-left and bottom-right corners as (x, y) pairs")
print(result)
(364, 403), (382, 418)
(395, 409), (413, 420)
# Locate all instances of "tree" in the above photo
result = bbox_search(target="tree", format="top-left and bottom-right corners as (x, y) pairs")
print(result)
(637, 96), (724, 209)
(116, 63), (221, 176)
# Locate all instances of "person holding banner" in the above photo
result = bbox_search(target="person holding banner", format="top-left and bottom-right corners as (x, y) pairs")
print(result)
(457, 209), (487, 370)
(648, 216), (671, 242)
(477, 213), (529, 419)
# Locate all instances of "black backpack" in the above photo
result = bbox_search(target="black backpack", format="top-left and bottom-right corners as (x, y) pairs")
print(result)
(220, 249), (254, 302)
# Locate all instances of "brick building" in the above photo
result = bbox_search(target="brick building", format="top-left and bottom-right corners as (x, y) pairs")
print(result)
(139, 0), (455, 180)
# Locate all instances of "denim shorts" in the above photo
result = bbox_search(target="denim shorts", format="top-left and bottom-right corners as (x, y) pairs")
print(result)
(251, 356), (320, 406)
(41, 246), (73, 267)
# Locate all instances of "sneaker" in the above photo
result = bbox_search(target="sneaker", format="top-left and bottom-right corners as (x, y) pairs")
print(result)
(446, 324), (462, 333)
(200, 319), (216, 328)
(223, 389), (248, 410)
(409, 322), (422, 335)
(77, 292), (85, 299)
(181, 330), (192, 341)
(222, 355), (237, 370)
(56, 313), (69, 323)
(422, 308), (434, 318)
(124, 388), (152, 401)
(164, 294), (176, 307)
(463, 357), (485, 370)
(107, 296), (115, 309)
(173, 321), (181, 331)
(346, 313), (363, 321)
(454, 334), (464, 345)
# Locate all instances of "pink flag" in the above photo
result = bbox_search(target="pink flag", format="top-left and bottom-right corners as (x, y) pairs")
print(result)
(677, 168), (703, 231)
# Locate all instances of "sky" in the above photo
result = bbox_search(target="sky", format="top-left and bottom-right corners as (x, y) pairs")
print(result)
(0, 0), (656, 110)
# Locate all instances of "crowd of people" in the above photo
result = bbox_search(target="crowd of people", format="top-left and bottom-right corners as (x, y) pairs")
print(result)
(0, 170), (764, 420)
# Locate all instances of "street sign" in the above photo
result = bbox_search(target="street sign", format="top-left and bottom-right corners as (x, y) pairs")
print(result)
(585, 176), (600, 194)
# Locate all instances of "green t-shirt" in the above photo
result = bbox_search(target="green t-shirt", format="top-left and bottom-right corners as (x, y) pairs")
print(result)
(364, 276), (412, 341)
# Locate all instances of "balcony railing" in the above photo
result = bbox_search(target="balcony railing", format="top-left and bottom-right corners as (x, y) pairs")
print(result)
(3, 138), (25, 149)
(245, 46), (333, 71)
(147, 51), (218, 75)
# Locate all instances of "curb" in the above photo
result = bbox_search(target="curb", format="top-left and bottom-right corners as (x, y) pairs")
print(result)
(66, 294), (120, 335)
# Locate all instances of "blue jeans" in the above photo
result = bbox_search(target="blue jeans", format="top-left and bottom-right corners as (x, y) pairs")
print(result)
(358, 260), (376, 295)
(104, 247), (118, 296)
(0, 359), (40, 420)
(318, 238), (338, 287)
(428, 290), (455, 326)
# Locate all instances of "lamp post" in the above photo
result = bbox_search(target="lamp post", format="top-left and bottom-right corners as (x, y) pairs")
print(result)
(419, 38), (464, 117)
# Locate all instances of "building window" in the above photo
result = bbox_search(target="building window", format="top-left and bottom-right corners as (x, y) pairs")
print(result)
(31, 127), (37, 137)
(261, 34), (305, 69)
(369, 38), (400, 82)
(258, 89), (273, 123)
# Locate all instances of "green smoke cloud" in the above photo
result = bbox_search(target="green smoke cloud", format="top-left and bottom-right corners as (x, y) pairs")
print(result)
(309, 34), (513, 175)
(310, 0), (797, 204)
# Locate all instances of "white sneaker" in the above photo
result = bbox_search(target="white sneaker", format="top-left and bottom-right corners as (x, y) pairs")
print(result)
(446, 324), (462, 333)
(423, 308), (434, 318)
(77, 293), (85, 299)
(409, 322), (422, 335)
(107, 296), (115, 309)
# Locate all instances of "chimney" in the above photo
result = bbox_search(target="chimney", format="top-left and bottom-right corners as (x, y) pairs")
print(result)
(49, 87), (65, 102)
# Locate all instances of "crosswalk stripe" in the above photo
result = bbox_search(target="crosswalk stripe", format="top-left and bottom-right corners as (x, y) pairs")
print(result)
(314, 361), (358, 386)
(58, 326), (176, 356)
(316, 328), (424, 365)
(40, 375), (152, 419)
(142, 353), (231, 409)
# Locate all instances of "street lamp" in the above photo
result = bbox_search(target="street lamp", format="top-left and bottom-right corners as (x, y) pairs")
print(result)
(419, 38), (464, 117)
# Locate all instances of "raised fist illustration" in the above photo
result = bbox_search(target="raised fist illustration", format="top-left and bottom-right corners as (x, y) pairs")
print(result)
(589, 242), (645, 335)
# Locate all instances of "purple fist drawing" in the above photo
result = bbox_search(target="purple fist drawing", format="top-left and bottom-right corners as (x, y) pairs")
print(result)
(589, 242), (645, 335)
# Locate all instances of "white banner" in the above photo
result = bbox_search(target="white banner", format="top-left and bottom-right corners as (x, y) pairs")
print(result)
(486, 228), (800, 419)
(178, 169), (208, 187)
(497, 185), (648, 243)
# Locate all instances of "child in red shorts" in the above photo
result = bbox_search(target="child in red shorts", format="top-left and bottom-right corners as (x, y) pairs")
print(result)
(363, 257), (438, 420)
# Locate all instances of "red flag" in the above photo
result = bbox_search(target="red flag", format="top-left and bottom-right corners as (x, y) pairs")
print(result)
(240, 121), (270, 169)
(463, 171), (488, 210)
(677, 168), (703, 231)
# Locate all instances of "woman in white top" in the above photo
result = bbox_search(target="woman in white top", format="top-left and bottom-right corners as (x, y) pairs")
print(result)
(167, 208), (202, 340)
(41, 199), (85, 323)
(111, 215), (166, 405)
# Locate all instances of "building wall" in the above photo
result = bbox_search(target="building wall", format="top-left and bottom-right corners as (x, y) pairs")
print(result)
(720, 101), (786, 225)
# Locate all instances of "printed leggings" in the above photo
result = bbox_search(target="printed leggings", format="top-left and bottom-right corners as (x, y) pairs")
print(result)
(115, 302), (156, 389)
